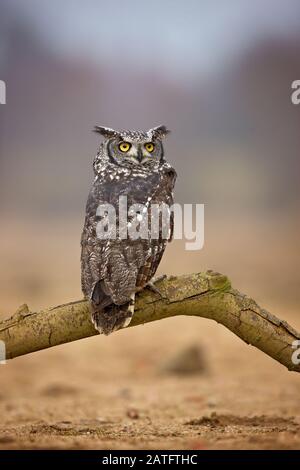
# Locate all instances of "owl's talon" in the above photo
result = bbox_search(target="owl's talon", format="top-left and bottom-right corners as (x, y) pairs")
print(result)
(145, 276), (167, 300)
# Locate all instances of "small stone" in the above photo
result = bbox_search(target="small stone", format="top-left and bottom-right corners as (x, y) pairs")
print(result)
(160, 344), (208, 376)
(126, 408), (139, 420)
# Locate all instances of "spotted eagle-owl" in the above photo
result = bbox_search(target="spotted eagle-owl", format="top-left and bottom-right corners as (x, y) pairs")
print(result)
(81, 125), (176, 335)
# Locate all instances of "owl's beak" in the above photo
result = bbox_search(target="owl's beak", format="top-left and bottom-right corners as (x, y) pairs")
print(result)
(136, 147), (143, 163)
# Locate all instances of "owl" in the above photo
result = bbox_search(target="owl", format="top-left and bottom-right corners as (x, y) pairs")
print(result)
(81, 125), (177, 335)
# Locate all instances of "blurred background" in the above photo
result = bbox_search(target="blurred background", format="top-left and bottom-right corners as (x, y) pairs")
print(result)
(0, 0), (300, 449)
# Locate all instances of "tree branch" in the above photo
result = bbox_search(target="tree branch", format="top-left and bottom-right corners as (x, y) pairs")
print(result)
(0, 271), (299, 372)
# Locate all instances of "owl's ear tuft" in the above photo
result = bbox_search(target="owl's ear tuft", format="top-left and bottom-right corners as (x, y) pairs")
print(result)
(148, 125), (171, 140)
(94, 126), (119, 138)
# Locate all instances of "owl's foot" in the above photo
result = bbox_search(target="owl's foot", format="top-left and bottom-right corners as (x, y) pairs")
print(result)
(145, 275), (167, 300)
(91, 295), (135, 336)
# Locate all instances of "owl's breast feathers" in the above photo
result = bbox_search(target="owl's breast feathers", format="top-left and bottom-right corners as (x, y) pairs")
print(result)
(81, 162), (176, 306)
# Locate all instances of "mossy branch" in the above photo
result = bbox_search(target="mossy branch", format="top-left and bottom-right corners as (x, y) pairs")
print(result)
(0, 271), (299, 372)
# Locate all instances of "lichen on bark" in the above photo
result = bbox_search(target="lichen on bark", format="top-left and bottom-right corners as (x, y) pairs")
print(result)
(0, 270), (299, 372)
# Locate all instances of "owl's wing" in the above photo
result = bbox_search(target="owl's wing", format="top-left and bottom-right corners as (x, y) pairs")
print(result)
(136, 164), (177, 288)
(81, 204), (106, 304)
(166, 165), (176, 243)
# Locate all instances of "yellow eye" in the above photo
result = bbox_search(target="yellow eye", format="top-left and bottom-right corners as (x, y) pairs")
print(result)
(145, 142), (155, 153)
(119, 142), (131, 153)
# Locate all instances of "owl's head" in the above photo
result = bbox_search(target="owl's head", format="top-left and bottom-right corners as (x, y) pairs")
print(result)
(94, 125), (170, 167)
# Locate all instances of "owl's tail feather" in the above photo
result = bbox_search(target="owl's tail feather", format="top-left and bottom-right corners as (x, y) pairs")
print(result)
(90, 280), (135, 335)
(91, 295), (135, 336)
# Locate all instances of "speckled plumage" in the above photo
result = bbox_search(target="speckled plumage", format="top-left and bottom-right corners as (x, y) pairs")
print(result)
(81, 125), (176, 334)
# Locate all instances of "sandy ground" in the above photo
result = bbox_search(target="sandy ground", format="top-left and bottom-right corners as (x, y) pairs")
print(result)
(0, 214), (299, 449)
(1, 312), (300, 450)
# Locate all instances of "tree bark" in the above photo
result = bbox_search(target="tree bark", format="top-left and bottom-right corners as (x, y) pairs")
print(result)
(0, 271), (299, 372)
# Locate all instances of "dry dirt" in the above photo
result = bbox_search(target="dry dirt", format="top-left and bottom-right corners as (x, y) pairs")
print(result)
(0, 215), (299, 449)
(0, 309), (300, 450)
